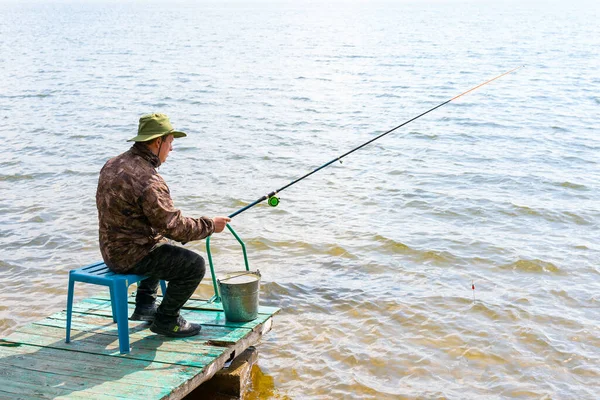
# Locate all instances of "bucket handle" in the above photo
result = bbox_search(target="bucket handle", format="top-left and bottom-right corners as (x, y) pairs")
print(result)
(206, 223), (250, 303)
(218, 269), (261, 284)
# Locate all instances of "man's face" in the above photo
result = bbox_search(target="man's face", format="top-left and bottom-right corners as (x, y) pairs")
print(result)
(157, 134), (174, 163)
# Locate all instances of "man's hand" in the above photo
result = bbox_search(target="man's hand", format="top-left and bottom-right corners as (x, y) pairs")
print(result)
(212, 216), (231, 233)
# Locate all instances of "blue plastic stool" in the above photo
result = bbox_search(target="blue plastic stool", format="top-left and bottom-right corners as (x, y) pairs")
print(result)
(65, 261), (167, 354)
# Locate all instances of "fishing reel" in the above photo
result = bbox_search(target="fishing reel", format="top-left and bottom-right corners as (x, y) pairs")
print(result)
(268, 196), (280, 207)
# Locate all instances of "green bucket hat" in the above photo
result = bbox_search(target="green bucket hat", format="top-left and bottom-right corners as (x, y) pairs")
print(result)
(127, 113), (187, 142)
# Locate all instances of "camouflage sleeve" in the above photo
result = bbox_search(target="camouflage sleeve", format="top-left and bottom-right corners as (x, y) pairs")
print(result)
(141, 174), (215, 243)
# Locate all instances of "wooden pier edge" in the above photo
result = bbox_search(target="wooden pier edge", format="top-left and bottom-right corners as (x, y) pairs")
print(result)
(192, 346), (259, 399)
(0, 295), (279, 400)
(163, 318), (273, 400)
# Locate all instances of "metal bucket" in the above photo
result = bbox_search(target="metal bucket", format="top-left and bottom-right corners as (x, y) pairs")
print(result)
(218, 270), (261, 322)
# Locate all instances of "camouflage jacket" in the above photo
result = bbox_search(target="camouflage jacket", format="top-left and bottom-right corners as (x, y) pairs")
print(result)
(96, 143), (215, 272)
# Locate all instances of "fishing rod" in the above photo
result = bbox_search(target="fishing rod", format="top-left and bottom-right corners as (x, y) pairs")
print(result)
(228, 66), (524, 219)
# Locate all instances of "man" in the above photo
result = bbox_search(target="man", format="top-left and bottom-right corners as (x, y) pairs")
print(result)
(96, 113), (230, 337)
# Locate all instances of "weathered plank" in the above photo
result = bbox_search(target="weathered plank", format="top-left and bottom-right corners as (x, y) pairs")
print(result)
(4, 325), (224, 368)
(0, 343), (202, 388)
(0, 387), (46, 400)
(15, 324), (224, 356)
(0, 362), (174, 399)
(0, 379), (128, 400)
(0, 359), (137, 399)
(4, 333), (216, 368)
(34, 312), (255, 346)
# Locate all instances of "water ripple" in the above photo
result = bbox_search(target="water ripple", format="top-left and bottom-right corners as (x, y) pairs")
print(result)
(1, 1), (599, 399)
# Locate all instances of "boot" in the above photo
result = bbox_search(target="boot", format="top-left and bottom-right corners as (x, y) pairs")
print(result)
(150, 314), (202, 337)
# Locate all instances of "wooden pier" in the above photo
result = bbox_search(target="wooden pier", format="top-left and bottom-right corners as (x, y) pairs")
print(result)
(0, 294), (279, 399)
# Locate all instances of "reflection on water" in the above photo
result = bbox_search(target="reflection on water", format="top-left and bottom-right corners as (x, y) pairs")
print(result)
(185, 363), (290, 400)
(245, 365), (292, 400)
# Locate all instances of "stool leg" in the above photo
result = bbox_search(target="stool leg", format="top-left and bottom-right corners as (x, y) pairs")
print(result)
(108, 285), (118, 323)
(113, 280), (131, 354)
(65, 274), (75, 343)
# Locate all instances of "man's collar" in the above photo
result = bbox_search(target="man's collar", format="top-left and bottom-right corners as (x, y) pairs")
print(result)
(130, 143), (161, 168)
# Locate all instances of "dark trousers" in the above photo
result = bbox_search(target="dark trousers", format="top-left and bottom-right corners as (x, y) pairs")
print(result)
(131, 244), (205, 318)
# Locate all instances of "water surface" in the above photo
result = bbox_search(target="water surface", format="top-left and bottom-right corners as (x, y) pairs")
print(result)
(1, 0), (599, 398)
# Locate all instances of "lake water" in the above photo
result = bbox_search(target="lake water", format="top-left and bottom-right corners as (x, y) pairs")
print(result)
(1, 0), (599, 398)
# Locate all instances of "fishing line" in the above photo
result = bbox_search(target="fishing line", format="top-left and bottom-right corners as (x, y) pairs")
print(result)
(228, 66), (524, 219)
